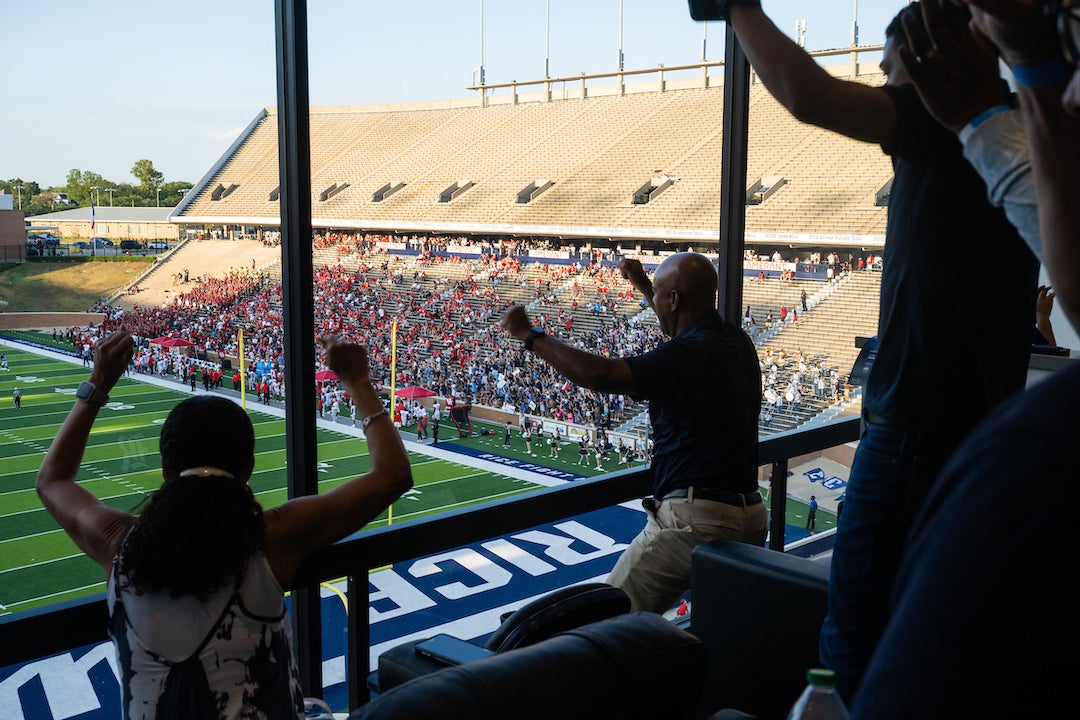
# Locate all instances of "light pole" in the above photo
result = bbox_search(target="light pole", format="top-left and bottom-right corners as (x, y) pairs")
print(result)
(545, 0), (550, 78)
(15, 185), (24, 210)
(156, 188), (161, 207)
(618, 0), (624, 71)
(107, 188), (116, 206)
(478, 0), (485, 89)
(90, 186), (101, 206)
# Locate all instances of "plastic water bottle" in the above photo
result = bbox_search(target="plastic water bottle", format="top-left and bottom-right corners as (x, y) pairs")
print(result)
(786, 668), (850, 720)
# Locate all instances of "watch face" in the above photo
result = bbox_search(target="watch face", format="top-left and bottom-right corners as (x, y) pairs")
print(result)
(77, 382), (107, 404)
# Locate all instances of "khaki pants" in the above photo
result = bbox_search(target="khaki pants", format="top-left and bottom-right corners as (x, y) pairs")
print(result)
(606, 490), (768, 613)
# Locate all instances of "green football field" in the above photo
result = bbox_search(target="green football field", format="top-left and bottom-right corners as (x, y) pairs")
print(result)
(0, 337), (832, 618)
(0, 341), (547, 616)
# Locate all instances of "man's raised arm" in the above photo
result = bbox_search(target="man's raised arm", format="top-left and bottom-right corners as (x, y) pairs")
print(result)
(725, 4), (896, 144)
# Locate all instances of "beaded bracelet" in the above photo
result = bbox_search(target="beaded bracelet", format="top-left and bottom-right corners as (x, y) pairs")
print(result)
(361, 408), (389, 430)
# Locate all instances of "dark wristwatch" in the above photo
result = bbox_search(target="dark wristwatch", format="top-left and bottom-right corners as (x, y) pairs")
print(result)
(75, 381), (110, 406)
(687, 0), (760, 22)
(523, 326), (546, 351)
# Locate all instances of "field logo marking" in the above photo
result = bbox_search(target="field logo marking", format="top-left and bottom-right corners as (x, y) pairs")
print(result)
(51, 388), (133, 410)
(803, 467), (847, 491)
(0, 642), (117, 719)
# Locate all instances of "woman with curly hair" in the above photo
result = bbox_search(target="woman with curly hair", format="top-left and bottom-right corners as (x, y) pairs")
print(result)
(36, 331), (412, 719)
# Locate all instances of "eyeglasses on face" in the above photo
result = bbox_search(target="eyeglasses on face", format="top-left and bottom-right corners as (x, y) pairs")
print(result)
(1051, 0), (1080, 65)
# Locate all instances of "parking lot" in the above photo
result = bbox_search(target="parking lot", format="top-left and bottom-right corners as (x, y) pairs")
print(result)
(25, 239), (173, 257)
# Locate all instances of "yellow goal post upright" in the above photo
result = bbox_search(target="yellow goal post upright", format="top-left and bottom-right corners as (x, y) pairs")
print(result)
(238, 328), (246, 410)
(388, 317), (398, 525)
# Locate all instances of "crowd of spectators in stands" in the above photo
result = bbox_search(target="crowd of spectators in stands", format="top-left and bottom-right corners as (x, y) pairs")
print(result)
(65, 232), (856, 434)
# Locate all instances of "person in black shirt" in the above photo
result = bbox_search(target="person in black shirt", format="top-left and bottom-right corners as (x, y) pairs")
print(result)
(725, 2), (1038, 705)
(852, 1), (1080, 715)
(501, 252), (763, 613)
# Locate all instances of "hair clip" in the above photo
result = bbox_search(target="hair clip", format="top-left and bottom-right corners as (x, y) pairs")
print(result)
(178, 466), (236, 479)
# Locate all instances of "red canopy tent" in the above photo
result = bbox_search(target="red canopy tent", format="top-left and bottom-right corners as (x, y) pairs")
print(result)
(149, 337), (195, 356)
(150, 337), (194, 348)
(315, 370), (339, 383)
(396, 386), (436, 399)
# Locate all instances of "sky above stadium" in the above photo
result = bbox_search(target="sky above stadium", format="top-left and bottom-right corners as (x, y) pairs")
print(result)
(2, 0), (909, 189)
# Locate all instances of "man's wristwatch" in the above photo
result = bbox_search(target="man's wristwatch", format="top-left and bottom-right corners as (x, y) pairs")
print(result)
(523, 326), (546, 351)
(687, 0), (760, 22)
(75, 381), (110, 406)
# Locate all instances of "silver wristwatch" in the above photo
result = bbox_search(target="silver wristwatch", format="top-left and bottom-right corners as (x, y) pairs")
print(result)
(75, 381), (110, 406)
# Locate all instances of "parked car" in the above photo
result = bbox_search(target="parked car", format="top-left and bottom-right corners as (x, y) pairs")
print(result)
(72, 241), (91, 251)
(147, 240), (173, 251)
(120, 240), (144, 251)
(88, 237), (114, 247)
(29, 233), (61, 246)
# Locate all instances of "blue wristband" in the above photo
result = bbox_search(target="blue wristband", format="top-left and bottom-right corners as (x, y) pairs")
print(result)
(1011, 60), (1072, 88)
(967, 104), (1012, 130)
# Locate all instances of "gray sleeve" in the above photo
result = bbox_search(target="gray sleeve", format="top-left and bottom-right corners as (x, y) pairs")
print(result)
(959, 109), (1041, 261)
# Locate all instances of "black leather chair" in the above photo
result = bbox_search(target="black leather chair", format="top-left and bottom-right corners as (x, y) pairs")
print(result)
(374, 582), (631, 693)
(351, 611), (707, 720)
(691, 540), (830, 720)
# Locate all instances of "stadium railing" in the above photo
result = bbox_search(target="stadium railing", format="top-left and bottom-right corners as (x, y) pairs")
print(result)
(0, 415), (858, 710)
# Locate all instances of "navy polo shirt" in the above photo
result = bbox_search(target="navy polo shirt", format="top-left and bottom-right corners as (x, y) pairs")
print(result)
(624, 312), (760, 498)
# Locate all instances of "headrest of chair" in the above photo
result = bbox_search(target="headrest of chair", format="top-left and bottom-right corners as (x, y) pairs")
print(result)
(484, 582), (630, 652)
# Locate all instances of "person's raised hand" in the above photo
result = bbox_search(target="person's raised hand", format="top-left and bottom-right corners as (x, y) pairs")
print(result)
(319, 336), (370, 383)
(90, 330), (135, 392)
(1036, 284), (1056, 319)
(900, 0), (1009, 133)
(958, 0), (1058, 67)
(618, 258), (649, 289)
(500, 303), (532, 343)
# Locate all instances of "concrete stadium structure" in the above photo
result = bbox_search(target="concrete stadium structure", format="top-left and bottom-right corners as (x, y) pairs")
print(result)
(171, 61), (891, 251)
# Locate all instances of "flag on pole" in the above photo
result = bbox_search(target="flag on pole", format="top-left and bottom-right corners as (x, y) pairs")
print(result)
(90, 202), (95, 229)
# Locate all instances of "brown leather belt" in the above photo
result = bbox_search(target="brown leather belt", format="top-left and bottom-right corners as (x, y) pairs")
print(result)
(659, 487), (763, 507)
